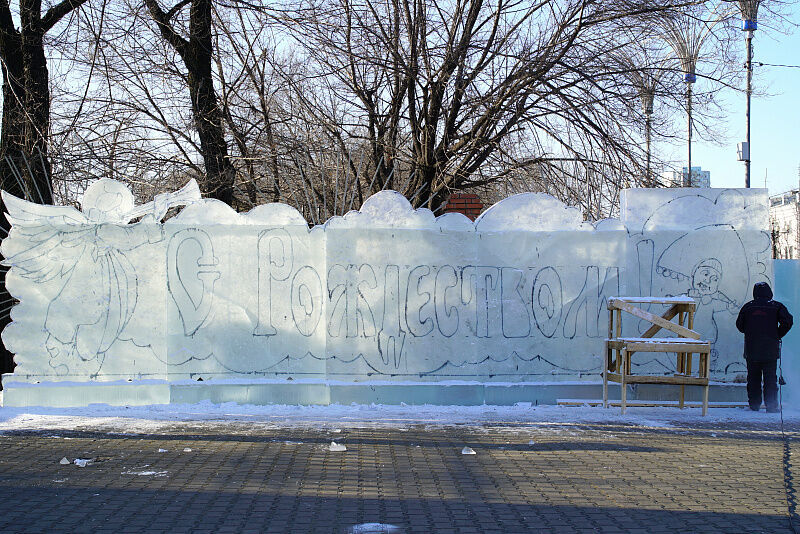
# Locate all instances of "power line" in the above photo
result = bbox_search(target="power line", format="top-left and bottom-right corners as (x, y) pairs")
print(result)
(757, 62), (800, 69)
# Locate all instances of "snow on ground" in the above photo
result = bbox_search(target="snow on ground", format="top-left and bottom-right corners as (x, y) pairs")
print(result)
(0, 400), (797, 435)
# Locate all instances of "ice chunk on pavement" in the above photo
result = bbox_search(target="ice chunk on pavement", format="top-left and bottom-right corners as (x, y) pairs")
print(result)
(73, 458), (92, 467)
(122, 469), (169, 477)
(461, 446), (476, 455)
(183, 448), (192, 452)
(528, 440), (536, 445)
(59, 457), (70, 465)
(329, 441), (347, 452)
(158, 448), (168, 453)
(347, 524), (403, 533)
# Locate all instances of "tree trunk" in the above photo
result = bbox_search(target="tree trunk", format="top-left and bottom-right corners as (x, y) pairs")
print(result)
(145, 0), (236, 205)
(188, 68), (235, 204)
(0, 0), (62, 379)
(187, 0), (234, 204)
(0, 0), (53, 205)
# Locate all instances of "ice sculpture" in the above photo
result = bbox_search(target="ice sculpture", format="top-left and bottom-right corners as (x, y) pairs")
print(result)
(0, 182), (771, 399)
(2, 179), (200, 379)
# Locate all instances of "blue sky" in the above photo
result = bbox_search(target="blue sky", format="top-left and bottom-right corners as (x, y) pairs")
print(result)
(684, 12), (799, 194)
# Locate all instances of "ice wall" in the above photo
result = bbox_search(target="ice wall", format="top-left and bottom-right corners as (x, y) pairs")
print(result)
(1, 183), (771, 385)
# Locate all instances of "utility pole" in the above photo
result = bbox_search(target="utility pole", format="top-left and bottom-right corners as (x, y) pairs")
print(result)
(737, 1), (761, 188)
(745, 28), (753, 188)
(686, 79), (693, 186)
(796, 164), (800, 258)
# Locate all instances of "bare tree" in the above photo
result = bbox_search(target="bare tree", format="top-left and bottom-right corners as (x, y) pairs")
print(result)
(49, 0), (204, 202)
(0, 0), (92, 377)
(142, 0), (235, 203)
(611, 33), (673, 188)
(272, 1), (704, 212)
(0, 0), (92, 203)
(658, 4), (725, 185)
(31, 0), (792, 222)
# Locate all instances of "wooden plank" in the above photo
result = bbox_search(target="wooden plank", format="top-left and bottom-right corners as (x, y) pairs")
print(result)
(620, 349), (627, 414)
(557, 399), (748, 408)
(603, 341), (609, 408)
(641, 304), (681, 338)
(612, 300), (700, 339)
(608, 296), (696, 308)
(623, 341), (710, 354)
(605, 372), (709, 385)
(606, 340), (625, 350)
(606, 341), (617, 372)
(616, 337), (706, 344)
(623, 375), (709, 385)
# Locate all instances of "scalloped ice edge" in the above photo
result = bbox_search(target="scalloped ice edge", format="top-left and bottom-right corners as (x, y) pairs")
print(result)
(168, 190), (621, 231)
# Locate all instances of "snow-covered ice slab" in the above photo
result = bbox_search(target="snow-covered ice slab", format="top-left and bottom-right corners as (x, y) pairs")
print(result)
(0, 182), (770, 406)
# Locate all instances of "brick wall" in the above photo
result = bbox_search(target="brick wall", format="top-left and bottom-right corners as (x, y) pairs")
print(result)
(443, 193), (483, 221)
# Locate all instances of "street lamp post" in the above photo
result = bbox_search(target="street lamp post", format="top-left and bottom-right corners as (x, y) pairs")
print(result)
(738, 1), (761, 188)
(685, 72), (695, 187)
(615, 45), (666, 188)
(660, 12), (715, 187)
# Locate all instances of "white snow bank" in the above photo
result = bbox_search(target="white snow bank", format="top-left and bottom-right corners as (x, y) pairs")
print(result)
(0, 401), (795, 434)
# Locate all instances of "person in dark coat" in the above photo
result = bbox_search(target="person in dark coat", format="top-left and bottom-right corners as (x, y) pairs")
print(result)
(736, 282), (793, 412)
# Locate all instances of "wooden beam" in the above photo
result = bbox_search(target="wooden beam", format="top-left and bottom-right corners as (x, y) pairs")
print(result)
(606, 373), (709, 386)
(623, 341), (710, 353)
(641, 304), (681, 338)
(609, 296), (696, 308)
(557, 399), (747, 408)
(611, 300), (700, 339)
(607, 338), (710, 351)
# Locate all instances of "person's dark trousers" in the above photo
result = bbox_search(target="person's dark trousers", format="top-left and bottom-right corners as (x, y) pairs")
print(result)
(746, 359), (779, 411)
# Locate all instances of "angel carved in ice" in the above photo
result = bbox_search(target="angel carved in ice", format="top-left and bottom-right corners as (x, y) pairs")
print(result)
(1, 178), (200, 376)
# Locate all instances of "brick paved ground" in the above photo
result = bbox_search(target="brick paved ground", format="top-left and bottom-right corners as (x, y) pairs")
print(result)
(0, 415), (797, 533)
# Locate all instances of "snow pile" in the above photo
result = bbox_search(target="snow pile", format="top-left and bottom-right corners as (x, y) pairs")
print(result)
(0, 401), (794, 434)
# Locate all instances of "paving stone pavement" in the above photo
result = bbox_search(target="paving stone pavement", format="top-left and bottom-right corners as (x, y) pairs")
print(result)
(0, 416), (797, 533)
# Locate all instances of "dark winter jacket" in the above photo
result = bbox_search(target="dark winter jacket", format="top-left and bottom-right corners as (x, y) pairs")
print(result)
(736, 282), (793, 361)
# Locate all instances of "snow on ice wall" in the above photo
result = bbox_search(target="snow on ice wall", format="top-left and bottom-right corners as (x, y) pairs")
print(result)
(1, 183), (771, 386)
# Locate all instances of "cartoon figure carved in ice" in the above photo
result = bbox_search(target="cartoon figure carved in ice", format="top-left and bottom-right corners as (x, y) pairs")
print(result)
(1, 179), (200, 376)
(656, 224), (748, 371)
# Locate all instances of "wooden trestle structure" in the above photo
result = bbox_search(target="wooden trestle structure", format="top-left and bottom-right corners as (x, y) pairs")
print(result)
(603, 296), (711, 415)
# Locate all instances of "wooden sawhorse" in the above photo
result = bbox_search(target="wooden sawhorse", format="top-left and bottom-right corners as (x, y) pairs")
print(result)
(603, 296), (711, 415)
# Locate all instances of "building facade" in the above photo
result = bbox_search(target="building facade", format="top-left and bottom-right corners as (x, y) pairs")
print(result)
(662, 166), (711, 188)
(770, 189), (800, 259)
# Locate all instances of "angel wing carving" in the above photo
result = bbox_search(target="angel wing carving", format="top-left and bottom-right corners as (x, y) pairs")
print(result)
(0, 179), (194, 376)
(2, 192), (93, 284)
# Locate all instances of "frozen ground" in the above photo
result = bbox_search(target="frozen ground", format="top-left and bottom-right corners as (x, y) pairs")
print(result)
(0, 399), (797, 434)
